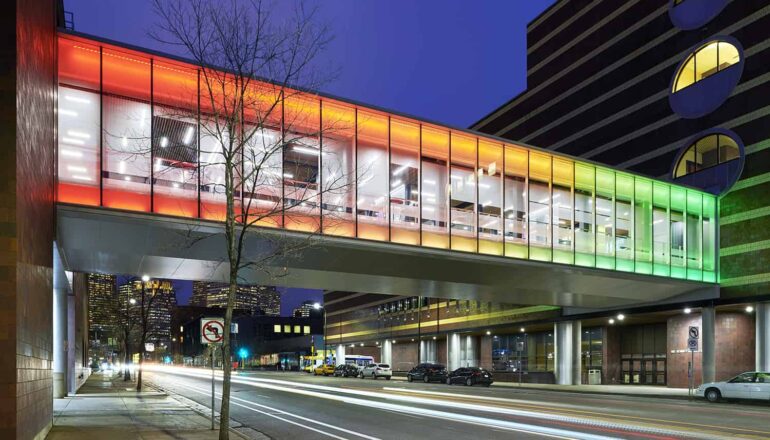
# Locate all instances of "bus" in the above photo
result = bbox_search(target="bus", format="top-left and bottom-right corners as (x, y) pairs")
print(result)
(344, 355), (374, 369)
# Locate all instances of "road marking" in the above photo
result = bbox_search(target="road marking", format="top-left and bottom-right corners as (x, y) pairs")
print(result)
(166, 378), (381, 440)
(152, 369), (614, 440)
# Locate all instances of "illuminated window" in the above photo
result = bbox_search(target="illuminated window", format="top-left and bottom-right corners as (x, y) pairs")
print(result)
(673, 134), (739, 178)
(303, 325), (310, 335)
(673, 41), (740, 92)
(284, 324), (291, 333)
(293, 325), (301, 334)
(274, 324), (281, 333)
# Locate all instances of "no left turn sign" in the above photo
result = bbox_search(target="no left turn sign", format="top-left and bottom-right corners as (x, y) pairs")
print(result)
(201, 317), (225, 344)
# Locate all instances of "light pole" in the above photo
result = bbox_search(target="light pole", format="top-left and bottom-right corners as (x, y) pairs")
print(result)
(313, 303), (326, 364)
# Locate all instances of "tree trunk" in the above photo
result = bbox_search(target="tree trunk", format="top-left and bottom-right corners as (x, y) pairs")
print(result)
(123, 336), (131, 381)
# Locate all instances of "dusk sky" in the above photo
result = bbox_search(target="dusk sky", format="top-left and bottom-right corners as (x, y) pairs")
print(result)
(70, 0), (554, 312)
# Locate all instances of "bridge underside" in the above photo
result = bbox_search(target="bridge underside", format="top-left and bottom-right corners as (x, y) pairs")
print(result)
(56, 205), (717, 309)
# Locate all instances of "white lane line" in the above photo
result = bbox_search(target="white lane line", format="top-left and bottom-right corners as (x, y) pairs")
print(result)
(165, 377), (381, 440)
(161, 370), (610, 440)
(152, 368), (718, 440)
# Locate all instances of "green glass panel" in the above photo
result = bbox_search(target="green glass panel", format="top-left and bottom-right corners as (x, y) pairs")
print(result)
(615, 173), (634, 272)
(686, 190), (702, 281)
(670, 186), (686, 278)
(595, 168), (615, 270)
(702, 194), (716, 282)
(652, 183), (670, 277)
(574, 163), (595, 267)
(634, 178), (652, 274)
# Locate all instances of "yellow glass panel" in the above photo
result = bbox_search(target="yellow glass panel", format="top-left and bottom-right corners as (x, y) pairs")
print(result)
(674, 54), (696, 92)
(695, 41), (719, 82)
(529, 152), (551, 182)
(718, 42), (740, 69)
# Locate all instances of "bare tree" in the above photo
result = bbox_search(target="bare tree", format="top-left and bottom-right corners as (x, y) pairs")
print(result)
(150, 1), (347, 437)
(135, 278), (162, 391)
(111, 279), (139, 381)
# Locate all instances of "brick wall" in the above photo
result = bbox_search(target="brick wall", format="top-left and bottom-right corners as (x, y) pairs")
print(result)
(667, 312), (755, 388)
(0, 0), (56, 438)
(390, 341), (417, 371)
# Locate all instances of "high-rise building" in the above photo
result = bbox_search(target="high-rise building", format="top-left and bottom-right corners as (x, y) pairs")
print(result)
(87, 273), (116, 341)
(117, 279), (177, 347)
(190, 282), (281, 316)
(293, 300), (318, 318)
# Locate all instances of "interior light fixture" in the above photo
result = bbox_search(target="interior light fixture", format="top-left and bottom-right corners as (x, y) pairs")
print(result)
(65, 95), (90, 104)
(160, 136), (169, 148)
(684, 308), (692, 314)
(67, 130), (90, 139)
(183, 126), (195, 145)
(67, 165), (87, 173)
(617, 314), (625, 321)
(609, 318), (615, 324)
(59, 109), (78, 117)
(62, 137), (85, 146)
(293, 145), (320, 156)
(746, 305), (754, 313)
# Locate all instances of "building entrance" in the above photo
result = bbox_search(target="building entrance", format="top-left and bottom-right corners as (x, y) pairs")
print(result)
(619, 323), (667, 385)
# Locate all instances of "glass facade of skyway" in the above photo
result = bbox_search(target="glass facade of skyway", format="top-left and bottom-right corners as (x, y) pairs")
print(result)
(56, 34), (717, 282)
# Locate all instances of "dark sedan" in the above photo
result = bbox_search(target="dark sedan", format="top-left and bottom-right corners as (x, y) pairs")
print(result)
(333, 363), (360, 378)
(446, 367), (493, 387)
(407, 363), (448, 383)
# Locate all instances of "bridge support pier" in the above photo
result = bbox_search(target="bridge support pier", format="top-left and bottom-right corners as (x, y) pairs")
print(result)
(757, 302), (770, 372)
(334, 344), (346, 366)
(554, 320), (581, 385)
(380, 339), (392, 365)
(447, 333), (479, 371)
(53, 244), (68, 398)
(419, 339), (437, 363)
(701, 306), (716, 384)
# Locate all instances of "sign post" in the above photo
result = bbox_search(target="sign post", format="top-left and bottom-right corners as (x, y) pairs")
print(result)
(687, 326), (699, 398)
(201, 317), (224, 430)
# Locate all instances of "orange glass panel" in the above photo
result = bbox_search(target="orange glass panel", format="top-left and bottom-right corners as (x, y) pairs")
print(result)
(390, 118), (420, 245)
(102, 47), (151, 100)
(284, 94), (320, 233)
(58, 37), (99, 90)
(504, 145), (528, 258)
(357, 111), (389, 241)
(421, 125), (449, 249)
(321, 102), (356, 237)
(478, 140), (503, 255)
(58, 182), (100, 206)
(154, 194), (198, 218)
(450, 133), (477, 252)
(153, 61), (198, 108)
(103, 188), (152, 212)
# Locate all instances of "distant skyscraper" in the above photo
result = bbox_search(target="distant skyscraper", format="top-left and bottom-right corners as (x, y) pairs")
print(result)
(87, 273), (117, 341)
(117, 279), (177, 347)
(190, 282), (281, 315)
(293, 300), (317, 318)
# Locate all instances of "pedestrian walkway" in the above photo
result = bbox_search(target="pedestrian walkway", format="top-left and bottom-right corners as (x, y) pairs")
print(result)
(47, 371), (230, 439)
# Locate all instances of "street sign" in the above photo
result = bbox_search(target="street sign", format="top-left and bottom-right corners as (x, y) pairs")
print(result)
(688, 337), (698, 351)
(145, 342), (155, 352)
(516, 341), (525, 352)
(231, 323), (239, 334)
(689, 326), (699, 339)
(201, 317), (225, 344)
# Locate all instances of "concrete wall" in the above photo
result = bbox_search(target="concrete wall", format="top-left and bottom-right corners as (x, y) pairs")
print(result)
(0, 0), (56, 438)
(70, 273), (90, 392)
(603, 324), (622, 385)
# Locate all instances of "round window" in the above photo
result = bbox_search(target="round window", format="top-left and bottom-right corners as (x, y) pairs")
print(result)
(669, 0), (728, 31)
(669, 37), (743, 119)
(671, 128), (744, 195)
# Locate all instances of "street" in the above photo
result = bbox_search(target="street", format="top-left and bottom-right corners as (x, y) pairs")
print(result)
(143, 366), (770, 440)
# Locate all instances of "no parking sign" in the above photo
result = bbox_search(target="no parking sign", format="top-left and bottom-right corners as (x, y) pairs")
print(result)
(200, 317), (225, 344)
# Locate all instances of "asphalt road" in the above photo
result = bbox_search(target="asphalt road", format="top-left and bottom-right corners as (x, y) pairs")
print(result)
(143, 367), (770, 440)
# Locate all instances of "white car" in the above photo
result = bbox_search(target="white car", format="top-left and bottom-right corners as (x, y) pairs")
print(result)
(696, 371), (770, 402)
(360, 363), (392, 380)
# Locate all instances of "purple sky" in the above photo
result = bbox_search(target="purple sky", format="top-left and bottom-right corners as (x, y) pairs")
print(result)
(72, 0), (553, 313)
(64, 0), (553, 127)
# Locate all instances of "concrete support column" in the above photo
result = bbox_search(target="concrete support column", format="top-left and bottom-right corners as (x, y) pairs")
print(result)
(447, 333), (461, 371)
(380, 340), (392, 365)
(53, 244), (69, 398)
(419, 340), (437, 363)
(757, 302), (770, 372)
(334, 344), (346, 366)
(462, 335), (479, 367)
(554, 320), (581, 385)
(701, 306), (716, 384)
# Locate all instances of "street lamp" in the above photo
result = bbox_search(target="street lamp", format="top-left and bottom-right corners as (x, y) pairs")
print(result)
(313, 303), (327, 365)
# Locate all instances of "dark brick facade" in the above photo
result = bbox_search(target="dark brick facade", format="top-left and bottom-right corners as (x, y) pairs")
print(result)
(0, 0), (57, 438)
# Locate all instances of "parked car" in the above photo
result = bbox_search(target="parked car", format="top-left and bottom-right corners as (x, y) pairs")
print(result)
(313, 364), (335, 376)
(446, 367), (493, 387)
(696, 371), (770, 402)
(360, 363), (392, 379)
(334, 364), (360, 377)
(407, 363), (448, 383)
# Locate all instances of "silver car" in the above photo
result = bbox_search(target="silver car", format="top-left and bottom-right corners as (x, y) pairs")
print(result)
(696, 372), (770, 402)
(360, 363), (392, 380)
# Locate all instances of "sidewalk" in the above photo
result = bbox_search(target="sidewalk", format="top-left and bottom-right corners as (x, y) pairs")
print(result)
(48, 371), (230, 439)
